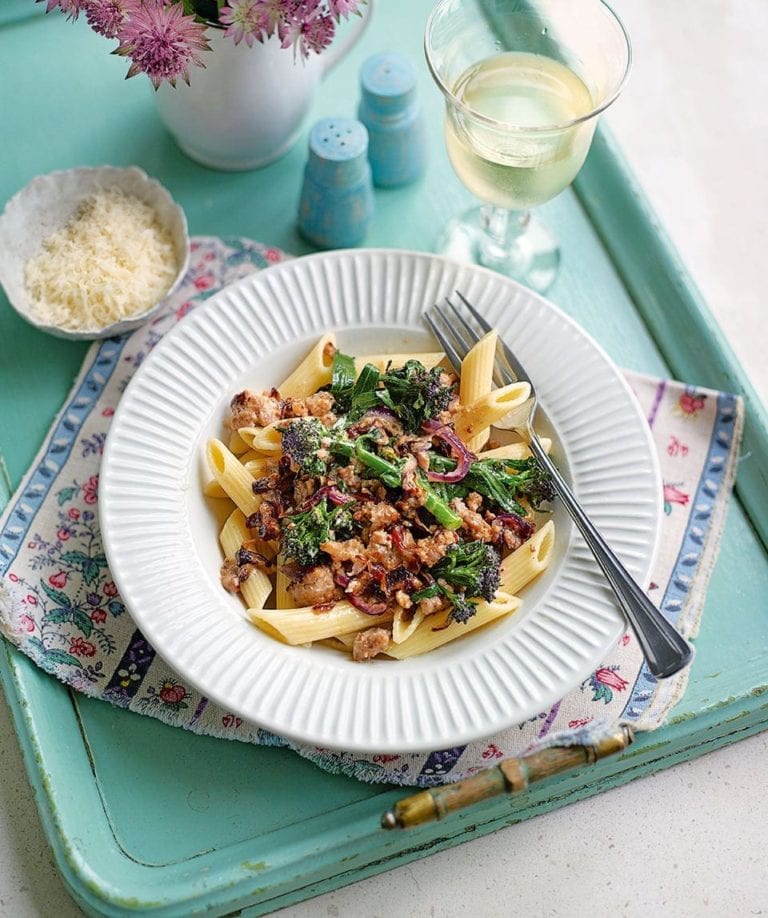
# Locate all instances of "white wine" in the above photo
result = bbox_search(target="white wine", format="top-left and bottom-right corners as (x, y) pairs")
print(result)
(445, 52), (594, 210)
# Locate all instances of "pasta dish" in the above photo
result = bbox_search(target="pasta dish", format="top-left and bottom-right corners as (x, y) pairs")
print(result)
(205, 331), (556, 661)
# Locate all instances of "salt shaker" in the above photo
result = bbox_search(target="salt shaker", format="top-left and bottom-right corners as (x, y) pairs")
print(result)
(298, 117), (374, 249)
(358, 52), (426, 188)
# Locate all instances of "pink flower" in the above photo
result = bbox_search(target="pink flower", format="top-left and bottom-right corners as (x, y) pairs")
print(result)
(85, 0), (137, 38)
(37, 0), (83, 21)
(8, 573), (19, 582)
(175, 301), (193, 320)
(679, 390), (706, 415)
(70, 637), (97, 657)
(117, 1), (211, 90)
(49, 571), (68, 589)
(194, 274), (214, 290)
(103, 581), (118, 597)
(26, 594), (38, 606)
(568, 717), (593, 729)
(594, 667), (628, 692)
(220, 0), (263, 48)
(102, 407), (115, 417)
(19, 614), (36, 633)
(91, 609), (108, 624)
(57, 528), (71, 542)
(664, 483), (690, 507)
(159, 681), (187, 704)
(68, 508), (81, 521)
(280, 7), (335, 58)
(82, 474), (99, 505)
(328, 0), (361, 19)
(265, 247), (282, 263)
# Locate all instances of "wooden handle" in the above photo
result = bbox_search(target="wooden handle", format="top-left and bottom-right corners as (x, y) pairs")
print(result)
(381, 725), (635, 830)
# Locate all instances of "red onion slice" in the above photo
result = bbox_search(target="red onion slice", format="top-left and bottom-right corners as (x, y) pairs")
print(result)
(347, 593), (388, 616)
(422, 419), (472, 483)
(298, 485), (352, 512)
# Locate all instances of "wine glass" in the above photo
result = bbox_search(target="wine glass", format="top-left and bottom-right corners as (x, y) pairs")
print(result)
(425, 0), (631, 292)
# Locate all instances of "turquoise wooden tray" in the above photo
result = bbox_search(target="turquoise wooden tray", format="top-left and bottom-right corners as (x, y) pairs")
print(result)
(2, 7), (767, 917)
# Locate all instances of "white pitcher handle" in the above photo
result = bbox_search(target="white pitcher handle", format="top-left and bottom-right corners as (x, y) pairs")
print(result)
(321, 1), (373, 76)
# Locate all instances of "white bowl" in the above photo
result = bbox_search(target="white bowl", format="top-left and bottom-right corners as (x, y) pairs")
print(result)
(0, 166), (190, 340)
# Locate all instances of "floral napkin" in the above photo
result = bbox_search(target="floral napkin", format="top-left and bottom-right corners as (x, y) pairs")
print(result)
(0, 237), (744, 787)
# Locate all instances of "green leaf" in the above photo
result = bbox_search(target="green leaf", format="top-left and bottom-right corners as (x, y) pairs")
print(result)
(41, 582), (72, 610)
(331, 351), (356, 405)
(93, 554), (109, 567)
(82, 559), (100, 586)
(71, 610), (94, 637)
(61, 550), (91, 566)
(45, 608), (73, 625)
(56, 486), (77, 506)
(26, 637), (46, 656)
(44, 650), (81, 667)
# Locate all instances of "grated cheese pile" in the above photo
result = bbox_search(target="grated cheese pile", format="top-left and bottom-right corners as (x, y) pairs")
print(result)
(24, 188), (179, 331)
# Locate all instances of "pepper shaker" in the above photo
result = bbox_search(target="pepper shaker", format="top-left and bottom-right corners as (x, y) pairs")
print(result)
(358, 52), (427, 188)
(298, 117), (374, 249)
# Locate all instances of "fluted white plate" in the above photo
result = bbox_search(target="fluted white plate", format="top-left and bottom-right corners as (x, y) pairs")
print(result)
(100, 250), (662, 754)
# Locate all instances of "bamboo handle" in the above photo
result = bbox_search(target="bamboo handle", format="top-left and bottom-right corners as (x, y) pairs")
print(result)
(381, 725), (635, 830)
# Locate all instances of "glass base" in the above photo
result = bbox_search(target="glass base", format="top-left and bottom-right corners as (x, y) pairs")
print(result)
(435, 206), (560, 293)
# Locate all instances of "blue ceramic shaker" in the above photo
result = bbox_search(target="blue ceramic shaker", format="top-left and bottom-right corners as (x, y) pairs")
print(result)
(358, 52), (426, 188)
(298, 117), (374, 249)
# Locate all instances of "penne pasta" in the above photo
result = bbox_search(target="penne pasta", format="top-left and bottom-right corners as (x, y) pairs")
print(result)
(237, 423), (283, 455)
(219, 509), (273, 611)
(454, 381), (531, 443)
(384, 592), (520, 659)
(460, 330), (498, 453)
(203, 479), (230, 499)
(500, 520), (555, 594)
(392, 606), (425, 644)
(478, 437), (552, 460)
(249, 603), (395, 644)
(275, 570), (291, 610)
(206, 438), (262, 517)
(277, 333), (336, 397)
(354, 352), (446, 374)
(228, 428), (249, 456)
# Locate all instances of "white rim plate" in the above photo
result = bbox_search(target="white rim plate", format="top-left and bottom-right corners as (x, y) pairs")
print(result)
(100, 249), (662, 753)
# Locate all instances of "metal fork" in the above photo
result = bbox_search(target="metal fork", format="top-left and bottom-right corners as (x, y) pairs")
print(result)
(425, 292), (694, 680)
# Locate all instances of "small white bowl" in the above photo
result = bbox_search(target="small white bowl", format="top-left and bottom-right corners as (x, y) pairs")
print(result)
(0, 166), (190, 340)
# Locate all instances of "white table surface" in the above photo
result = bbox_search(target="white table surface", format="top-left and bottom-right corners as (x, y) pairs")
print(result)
(1, 1), (766, 915)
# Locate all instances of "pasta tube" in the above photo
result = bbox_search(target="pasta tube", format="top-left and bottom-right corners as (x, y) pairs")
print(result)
(219, 510), (272, 611)
(460, 331), (498, 453)
(500, 520), (555, 594)
(454, 381), (531, 443)
(250, 603), (395, 644)
(206, 439), (261, 517)
(384, 592), (520, 659)
(478, 438), (552, 460)
(277, 333), (336, 397)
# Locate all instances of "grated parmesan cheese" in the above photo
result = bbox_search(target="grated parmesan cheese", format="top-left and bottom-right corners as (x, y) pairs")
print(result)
(24, 188), (180, 331)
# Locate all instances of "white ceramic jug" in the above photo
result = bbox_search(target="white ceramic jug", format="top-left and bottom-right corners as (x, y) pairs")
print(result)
(154, 12), (371, 171)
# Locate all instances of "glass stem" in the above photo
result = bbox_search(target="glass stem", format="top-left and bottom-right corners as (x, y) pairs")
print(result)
(478, 205), (531, 271)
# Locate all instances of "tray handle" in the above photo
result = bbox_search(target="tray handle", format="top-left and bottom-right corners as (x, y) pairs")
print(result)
(381, 724), (634, 830)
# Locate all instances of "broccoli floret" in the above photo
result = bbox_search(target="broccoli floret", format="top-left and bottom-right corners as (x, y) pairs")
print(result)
(280, 417), (327, 476)
(512, 458), (557, 509)
(380, 360), (454, 432)
(280, 497), (354, 568)
(432, 541), (501, 603)
(428, 454), (556, 514)
(411, 541), (501, 626)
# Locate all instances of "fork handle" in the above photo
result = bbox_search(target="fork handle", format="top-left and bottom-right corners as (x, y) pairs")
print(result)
(528, 436), (694, 679)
